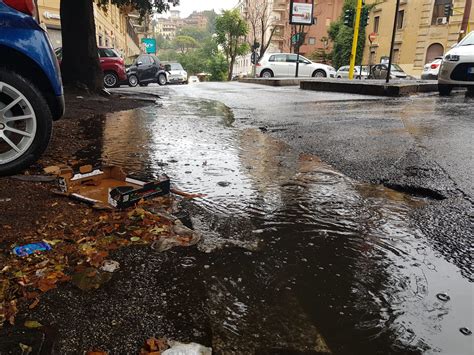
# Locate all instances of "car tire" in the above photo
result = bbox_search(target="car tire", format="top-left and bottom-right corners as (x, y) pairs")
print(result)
(260, 69), (273, 78)
(103, 72), (119, 88)
(0, 68), (52, 176)
(128, 74), (139, 87)
(438, 84), (453, 96)
(312, 70), (327, 78)
(158, 73), (167, 86)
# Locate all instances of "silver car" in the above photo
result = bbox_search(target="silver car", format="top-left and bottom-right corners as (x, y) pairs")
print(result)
(336, 65), (369, 79)
(438, 31), (474, 96)
(163, 62), (188, 84)
(256, 53), (336, 78)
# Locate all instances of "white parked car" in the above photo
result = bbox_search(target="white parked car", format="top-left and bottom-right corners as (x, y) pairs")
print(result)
(256, 53), (336, 78)
(188, 75), (199, 83)
(438, 31), (474, 96)
(421, 57), (443, 80)
(163, 62), (188, 84)
(336, 65), (369, 79)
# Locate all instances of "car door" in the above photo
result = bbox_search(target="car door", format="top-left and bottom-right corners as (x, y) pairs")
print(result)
(267, 54), (288, 77)
(136, 55), (154, 83)
(297, 55), (313, 77)
(286, 54), (298, 77)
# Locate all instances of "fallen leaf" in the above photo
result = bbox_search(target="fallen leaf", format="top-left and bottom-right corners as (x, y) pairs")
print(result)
(130, 237), (141, 242)
(29, 299), (40, 310)
(24, 320), (43, 329)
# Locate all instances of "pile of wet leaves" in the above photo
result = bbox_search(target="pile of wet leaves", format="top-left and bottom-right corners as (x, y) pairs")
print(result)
(0, 197), (201, 329)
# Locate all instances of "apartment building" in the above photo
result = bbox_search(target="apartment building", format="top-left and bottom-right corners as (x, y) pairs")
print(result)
(36, 0), (141, 57)
(155, 10), (209, 40)
(362, 0), (474, 77)
(272, 0), (344, 57)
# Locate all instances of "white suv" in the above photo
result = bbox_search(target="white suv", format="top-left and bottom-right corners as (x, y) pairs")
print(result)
(256, 53), (336, 78)
(438, 31), (474, 96)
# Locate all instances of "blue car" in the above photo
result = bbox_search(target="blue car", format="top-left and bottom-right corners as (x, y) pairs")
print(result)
(0, 0), (64, 176)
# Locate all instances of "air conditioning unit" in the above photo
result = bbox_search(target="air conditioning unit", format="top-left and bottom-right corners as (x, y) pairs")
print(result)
(436, 17), (448, 25)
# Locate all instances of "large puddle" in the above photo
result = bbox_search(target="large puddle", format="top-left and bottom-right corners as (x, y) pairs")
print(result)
(82, 98), (471, 354)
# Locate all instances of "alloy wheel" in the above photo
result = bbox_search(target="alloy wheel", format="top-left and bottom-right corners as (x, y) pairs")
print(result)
(104, 73), (117, 88)
(129, 75), (138, 87)
(0, 82), (37, 165)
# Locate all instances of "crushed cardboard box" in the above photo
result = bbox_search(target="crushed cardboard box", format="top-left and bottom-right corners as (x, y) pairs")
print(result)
(46, 165), (170, 209)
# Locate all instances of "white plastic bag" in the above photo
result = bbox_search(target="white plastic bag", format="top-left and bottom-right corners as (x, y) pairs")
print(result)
(162, 341), (212, 355)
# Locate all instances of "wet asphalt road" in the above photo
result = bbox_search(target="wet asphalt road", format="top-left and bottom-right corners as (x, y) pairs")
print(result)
(2, 83), (472, 354)
(114, 82), (473, 279)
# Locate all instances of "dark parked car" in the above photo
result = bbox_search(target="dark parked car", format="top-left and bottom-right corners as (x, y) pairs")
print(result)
(126, 54), (168, 87)
(0, 0), (65, 176)
(55, 47), (127, 88)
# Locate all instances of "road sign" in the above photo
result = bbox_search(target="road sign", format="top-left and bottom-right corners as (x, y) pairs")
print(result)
(368, 32), (377, 43)
(289, 0), (314, 25)
(141, 38), (156, 54)
(291, 32), (305, 45)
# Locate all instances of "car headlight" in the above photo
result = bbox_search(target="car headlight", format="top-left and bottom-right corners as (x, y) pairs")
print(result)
(445, 54), (460, 61)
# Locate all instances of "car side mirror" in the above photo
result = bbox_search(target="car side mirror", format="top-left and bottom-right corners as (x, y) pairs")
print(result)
(137, 61), (143, 66)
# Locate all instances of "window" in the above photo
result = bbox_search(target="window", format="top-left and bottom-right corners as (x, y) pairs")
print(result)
(99, 48), (119, 58)
(137, 55), (152, 65)
(374, 16), (380, 33)
(432, 0), (452, 25)
(98, 34), (103, 47)
(270, 54), (286, 62)
(286, 54), (298, 63)
(309, 37), (316, 45)
(397, 10), (404, 29)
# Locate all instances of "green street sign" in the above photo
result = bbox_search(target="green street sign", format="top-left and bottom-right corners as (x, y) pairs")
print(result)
(291, 32), (305, 45)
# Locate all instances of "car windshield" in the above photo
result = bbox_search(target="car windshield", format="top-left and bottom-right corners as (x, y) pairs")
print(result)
(391, 64), (404, 72)
(458, 32), (474, 46)
(170, 63), (183, 70)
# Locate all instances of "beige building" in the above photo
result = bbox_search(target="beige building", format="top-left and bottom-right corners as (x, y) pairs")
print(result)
(363, 0), (474, 77)
(36, 0), (141, 57)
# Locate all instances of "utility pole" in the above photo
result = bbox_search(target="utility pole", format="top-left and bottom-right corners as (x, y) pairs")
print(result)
(459, 0), (472, 41)
(349, 0), (363, 80)
(386, 0), (401, 83)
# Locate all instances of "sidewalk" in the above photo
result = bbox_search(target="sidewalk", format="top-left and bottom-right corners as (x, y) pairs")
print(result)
(240, 77), (439, 96)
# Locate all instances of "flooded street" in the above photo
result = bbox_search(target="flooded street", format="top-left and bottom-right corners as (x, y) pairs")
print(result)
(65, 96), (473, 354)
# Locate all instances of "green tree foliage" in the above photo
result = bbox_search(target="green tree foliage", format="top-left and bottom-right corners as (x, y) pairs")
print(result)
(173, 35), (199, 54)
(328, 0), (367, 69)
(97, 0), (179, 16)
(177, 26), (210, 42)
(215, 9), (250, 81)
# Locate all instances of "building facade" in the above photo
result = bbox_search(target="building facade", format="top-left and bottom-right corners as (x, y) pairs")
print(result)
(362, 0), (474, 77)
(36, 0), (141, 57)
(272, 0), (344, 58)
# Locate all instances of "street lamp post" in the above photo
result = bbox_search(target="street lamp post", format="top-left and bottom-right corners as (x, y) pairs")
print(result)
(386, 0), (401, 83)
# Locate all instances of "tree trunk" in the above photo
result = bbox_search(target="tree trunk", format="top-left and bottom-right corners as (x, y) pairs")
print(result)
(60, 0), (103, 91)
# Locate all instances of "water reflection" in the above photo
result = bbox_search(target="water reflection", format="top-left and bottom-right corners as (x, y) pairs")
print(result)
(95, 99), (472, 354)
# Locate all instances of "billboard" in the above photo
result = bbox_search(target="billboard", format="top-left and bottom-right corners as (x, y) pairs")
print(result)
(289, 0), (314, 25)
(141, 38), (157, 54)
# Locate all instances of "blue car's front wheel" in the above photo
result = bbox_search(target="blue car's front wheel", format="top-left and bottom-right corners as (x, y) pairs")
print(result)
(0, 68), (52, 176)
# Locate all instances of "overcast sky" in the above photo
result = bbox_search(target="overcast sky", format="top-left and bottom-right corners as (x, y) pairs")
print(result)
(164, 0), (238, 18)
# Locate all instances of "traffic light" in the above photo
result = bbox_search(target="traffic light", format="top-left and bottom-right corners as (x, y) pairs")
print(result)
(361, 7), (370, 27)
(344, 8), (355, 28)
(444, 4), (453, 17)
